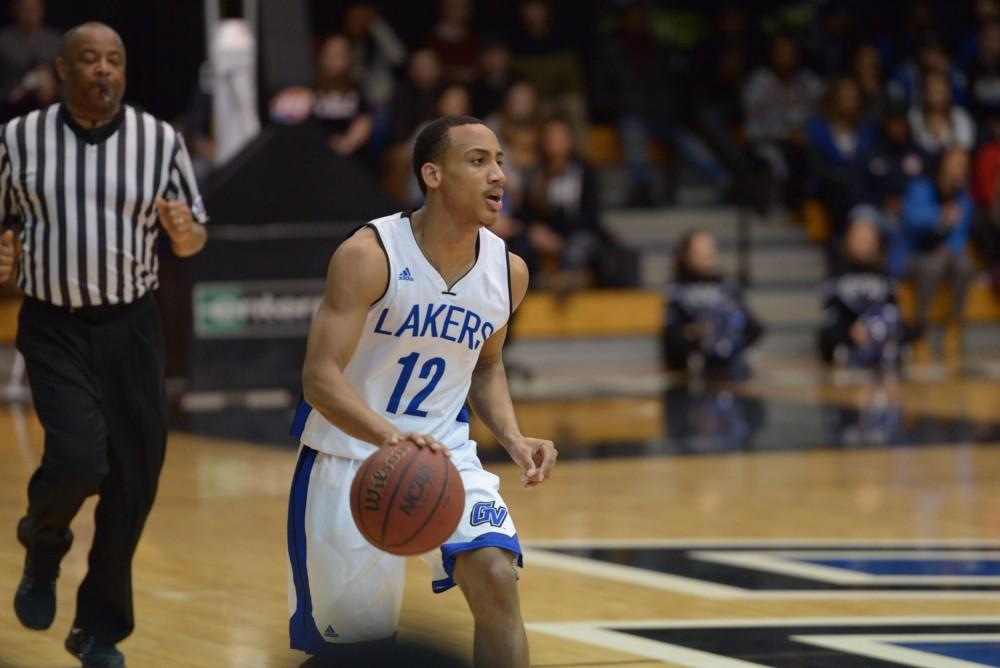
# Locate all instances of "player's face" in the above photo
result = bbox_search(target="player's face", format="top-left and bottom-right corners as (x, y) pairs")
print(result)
(438, 123), (506, 228)
(59, 27), (126, 116)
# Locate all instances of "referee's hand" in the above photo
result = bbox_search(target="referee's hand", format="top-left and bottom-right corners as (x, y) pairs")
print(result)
(155, 197), (195, 244)
(0, 230), (15, 284)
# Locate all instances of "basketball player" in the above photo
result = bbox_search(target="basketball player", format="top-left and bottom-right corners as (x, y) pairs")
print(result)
(287, 115), (556, 668)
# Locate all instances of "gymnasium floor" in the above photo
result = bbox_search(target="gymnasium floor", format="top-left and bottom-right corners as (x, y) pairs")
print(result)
(1, 368), (999, 667)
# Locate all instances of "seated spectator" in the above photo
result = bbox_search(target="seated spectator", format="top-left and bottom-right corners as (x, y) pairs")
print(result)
(506, 117), (629, 291)
(742, 35), (824, 207)
(891, 147), (976, 352)
(805, 76), (879, 242)
(971, 114), (1000, 296)
(388, 48), (444, 147)
(861, 100), (930, 217)
(966, 19), (1000, 135)
(852, 43), (892, 121)
(487, 83), (541, 215)
(662, 230), (763, 380)
(509, 0), (589, 150)
(909, 70), (976, 155)
(470, 40), (514, 119)
(0, 0), (59, 122)
(819, 215), (907, 372)
(382, 48), (444, 201)
(592, 1), (729, 206)
(424, 0), (480, 86)
(403, 85), (473, 204)
(341, 3), (406, 110)
(889, 38), (969, 109)
(312, 35), (373, 157)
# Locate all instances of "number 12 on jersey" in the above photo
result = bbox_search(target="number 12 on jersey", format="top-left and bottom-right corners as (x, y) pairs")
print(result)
(386, 352), (446, 417)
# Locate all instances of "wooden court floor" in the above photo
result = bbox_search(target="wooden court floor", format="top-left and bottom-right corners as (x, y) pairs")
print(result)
(0, 376), (999, 667)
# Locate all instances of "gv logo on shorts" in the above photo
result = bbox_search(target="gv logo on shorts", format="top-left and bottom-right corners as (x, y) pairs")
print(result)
(470, 501), (508, 527)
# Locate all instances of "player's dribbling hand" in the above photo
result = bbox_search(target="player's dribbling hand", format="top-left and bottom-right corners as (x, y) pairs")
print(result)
(384, 432), (450, 457)
(0, 230), (16, 283)
(507, 437), (557, 488)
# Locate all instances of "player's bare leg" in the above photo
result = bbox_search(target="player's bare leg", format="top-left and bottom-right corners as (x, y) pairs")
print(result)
(453, 547), (528, 668)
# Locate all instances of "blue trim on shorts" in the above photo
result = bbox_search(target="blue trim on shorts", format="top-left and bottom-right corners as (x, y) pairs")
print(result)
(288, 446), (330, 654)
(290, 397), (312, 439)
(431, 532), (523, 594)
(456, 405), (470, 424)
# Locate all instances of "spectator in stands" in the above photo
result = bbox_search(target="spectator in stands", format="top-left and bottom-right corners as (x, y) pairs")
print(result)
(311, 35), (373, 159)
(889, 38), (969, 109)
(509, 0), (588, 151)
(0, 0), (58, 122)
(852, 43), (892, 122)
(891, 147), (976, 353)
(662, 231), (763, 380)
(383, 48), (443, 201)
(388, 48), (443, 146)
(470, 40), (515, 119)
(509, 117), (619, 292)
(805, 77), (879, 245)
(424, 0), (480, 86)
(966, 19), (1000, 135)
(819, 214), (907, 371)
(487, 81), (542, 214)
(341, 3), (406, 110)
(971, 114), (1000, 296)
(592, 1), (729, 206)
(393, 85), (475, 206)
(909, 70), (977, 156)
(341, 3), (406, 156)
(487, 80), (542, 147)
(743, 35), (823, 207)
(861, 100), (929, 220)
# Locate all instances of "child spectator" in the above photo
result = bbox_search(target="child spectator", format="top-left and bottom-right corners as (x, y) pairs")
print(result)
(819, 215), (907, 371)
(662, 231), (763, 380)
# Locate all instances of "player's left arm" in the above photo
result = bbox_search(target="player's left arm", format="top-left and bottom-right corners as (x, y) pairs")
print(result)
(468, 252), (557, 487)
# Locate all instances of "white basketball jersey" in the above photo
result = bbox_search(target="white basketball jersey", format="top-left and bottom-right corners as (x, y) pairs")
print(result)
(293, 211), (512, 459)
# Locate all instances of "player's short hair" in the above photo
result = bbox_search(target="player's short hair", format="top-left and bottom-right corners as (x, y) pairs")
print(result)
(412, 115), (485, 196)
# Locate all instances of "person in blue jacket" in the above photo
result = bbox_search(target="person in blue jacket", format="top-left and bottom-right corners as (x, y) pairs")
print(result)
(889, 146), (976, 344)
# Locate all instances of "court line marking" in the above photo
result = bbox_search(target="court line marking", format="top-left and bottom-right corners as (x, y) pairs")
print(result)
(524, 538), (1000, 548)
(791, 634), (1000, 668)
(524, 548), (1000, 599)
(528, 618), (1000, 668)
(689, 550), (1000, 585)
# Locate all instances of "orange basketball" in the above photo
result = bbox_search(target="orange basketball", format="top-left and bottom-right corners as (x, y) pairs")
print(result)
(350, 441), (465, 556)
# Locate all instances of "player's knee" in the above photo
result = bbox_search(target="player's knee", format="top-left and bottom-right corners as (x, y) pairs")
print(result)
(458, 549), (520, 615)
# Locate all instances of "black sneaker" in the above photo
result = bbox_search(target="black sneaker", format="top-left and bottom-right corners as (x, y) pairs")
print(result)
(65, 628), (125, 668)
(13, 558), (58, 630)
(13, 526), (72, 631)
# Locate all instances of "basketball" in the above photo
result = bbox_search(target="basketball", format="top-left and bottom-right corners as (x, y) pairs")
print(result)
(350, 441), (465, 556)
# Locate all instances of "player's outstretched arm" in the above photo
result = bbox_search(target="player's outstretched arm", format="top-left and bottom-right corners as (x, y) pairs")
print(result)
(468, 253), (557, 487)
(303, 228), (443, 452)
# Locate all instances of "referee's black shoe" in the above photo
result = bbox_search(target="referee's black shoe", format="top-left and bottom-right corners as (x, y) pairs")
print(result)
(65, 628), (126, 668)
(13, 528), (72, 630)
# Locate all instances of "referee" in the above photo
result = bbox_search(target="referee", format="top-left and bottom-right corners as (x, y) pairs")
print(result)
(0, 22), (206, 668)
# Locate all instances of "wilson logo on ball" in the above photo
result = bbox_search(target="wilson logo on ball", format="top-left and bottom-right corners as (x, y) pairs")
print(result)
(350, 441), (465, 556)
(364, 446), (409, 512)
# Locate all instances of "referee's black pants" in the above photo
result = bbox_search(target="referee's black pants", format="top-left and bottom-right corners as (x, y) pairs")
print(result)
(15, 293), (167, 644)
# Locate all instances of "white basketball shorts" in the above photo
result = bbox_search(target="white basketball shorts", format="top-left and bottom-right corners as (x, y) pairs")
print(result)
(287, 440), (521, 655)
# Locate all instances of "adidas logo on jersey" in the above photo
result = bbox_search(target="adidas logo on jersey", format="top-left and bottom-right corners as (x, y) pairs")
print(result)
(324, 625), (339, 638)
(398, 267), (414, 282)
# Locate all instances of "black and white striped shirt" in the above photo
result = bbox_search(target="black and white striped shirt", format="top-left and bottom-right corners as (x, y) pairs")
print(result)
(0, 103), (207, 307)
